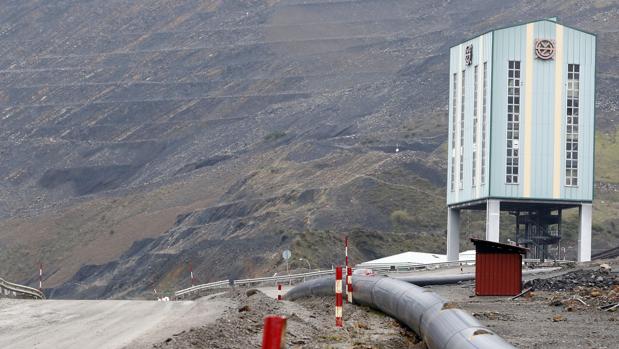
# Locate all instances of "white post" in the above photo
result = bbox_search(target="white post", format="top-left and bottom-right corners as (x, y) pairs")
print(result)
(578, 203), (592, 262)
(447, 208), (460, 262)
(486, 199), (501, 242)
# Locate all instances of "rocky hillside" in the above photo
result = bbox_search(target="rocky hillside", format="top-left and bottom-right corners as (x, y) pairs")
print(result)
(0, 0), (617, 298)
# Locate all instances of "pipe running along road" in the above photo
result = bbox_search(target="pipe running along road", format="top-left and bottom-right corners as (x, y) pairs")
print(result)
(286, 275), (516, 349)
(391, 267), (561, 286)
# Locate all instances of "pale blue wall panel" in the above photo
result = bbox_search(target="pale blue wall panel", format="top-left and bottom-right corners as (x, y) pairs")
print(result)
(447, 32), (493, 205)
(489, 25), (526, 199)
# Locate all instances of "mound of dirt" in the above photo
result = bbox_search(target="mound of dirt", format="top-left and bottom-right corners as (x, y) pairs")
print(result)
(154, 289), (422, 348)
(525, 268), (619, 292)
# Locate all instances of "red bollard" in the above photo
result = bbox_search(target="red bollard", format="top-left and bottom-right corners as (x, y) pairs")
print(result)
(262, 315), (287, 349)
(277, 284), (282, 301)
(335, 266), (343, 327)
(346, 266), (353, 303)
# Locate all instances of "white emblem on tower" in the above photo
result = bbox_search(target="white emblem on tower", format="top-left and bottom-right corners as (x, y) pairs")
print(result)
(535, 39), (556, 60)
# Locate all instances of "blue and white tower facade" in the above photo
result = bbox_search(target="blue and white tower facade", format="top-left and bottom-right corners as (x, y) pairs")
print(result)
(446, 18), (596, 262)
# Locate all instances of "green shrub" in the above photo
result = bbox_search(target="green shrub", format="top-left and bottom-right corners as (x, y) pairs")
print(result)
(390, 210), (413, 225)
(264, 131), (286, 141)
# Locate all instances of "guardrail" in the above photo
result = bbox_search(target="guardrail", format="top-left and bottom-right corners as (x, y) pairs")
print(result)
(175, 280), (230, 298)
(0, 277), (45, 300)
(174, 270), (335, 298)
(234, 270), (334, 287)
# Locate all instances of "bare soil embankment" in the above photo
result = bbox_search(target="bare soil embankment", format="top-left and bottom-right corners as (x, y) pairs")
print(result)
(155, 289), (422, 349)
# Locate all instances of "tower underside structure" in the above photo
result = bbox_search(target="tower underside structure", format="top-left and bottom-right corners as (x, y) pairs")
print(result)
(447, 199), (591, 262)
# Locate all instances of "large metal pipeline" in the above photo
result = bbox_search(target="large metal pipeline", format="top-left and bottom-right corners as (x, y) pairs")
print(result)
(284, 275), (335, 300)
(286, 275), (516, 349)
(391, 267), (561, 286)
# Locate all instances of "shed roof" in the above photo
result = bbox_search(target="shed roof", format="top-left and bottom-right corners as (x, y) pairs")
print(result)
(471, 238), (528, 254)
(358, 250), (476, 266)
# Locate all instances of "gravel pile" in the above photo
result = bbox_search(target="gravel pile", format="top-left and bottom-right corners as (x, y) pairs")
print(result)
(525, 268), (619, 292)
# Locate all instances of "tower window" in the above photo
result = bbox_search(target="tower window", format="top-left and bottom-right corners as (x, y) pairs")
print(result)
(566, 64), (580, 186)
(472, 65), (478, 187)
(451, 72), (457, 191)
(460, 70), (465, 189)
(481, 62), (488, 185)
(506, 60), (520, 184)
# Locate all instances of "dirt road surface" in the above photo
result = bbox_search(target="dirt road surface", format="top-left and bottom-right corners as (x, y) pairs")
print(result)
(0, 296), (228, 349)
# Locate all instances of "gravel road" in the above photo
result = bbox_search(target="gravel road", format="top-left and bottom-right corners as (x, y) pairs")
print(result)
(0, 296), (228, 349)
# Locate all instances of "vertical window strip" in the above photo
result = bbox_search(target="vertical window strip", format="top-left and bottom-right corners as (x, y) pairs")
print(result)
(472, 65), (478, 187)
(566, 64), (580, 186)
(460, 70), (465, 189)
(481, 62), (487, 185)
(506, 60), (520, 184)
(451, 73), (457, 191)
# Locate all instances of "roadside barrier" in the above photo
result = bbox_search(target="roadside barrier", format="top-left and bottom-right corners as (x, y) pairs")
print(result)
(0, 277), (45, 300)
(174, 270), (335, 298)
(174, 280), (230, 298)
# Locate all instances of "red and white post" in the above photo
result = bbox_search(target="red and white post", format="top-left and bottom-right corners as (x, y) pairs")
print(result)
(335, 266), (343, 327)
(277, 284), (283, 301)
(346, 266), (353, 303)
(261, 315), (287, 349)
(39, 263), (43, 291)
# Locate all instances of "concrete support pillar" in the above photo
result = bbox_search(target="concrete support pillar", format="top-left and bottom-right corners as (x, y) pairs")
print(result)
(486, 199), (501, 242)
(578, 203), (592, 262)
(447, 207), (461, 262)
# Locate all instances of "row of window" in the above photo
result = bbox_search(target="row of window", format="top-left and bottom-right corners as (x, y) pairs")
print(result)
(565, 63), (580, 186)
(459, 70), (465, 189)
(504, 61), (580, 186)
(451, 61), (582, 191)
(472, 66), (478, 186)
(450, 63), (488, 191)
(450, 73), (457, 191)
(505, 60), (521, 184)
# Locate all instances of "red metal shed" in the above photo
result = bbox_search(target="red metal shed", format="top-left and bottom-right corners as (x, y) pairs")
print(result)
(471, 238), (527, 296)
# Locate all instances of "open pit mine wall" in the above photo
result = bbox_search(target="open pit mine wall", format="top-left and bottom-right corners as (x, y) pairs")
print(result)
(286, 275), (516, 349)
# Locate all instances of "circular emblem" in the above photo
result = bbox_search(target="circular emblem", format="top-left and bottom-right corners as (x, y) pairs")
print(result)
(535, 39), (555, 60)
(465, 45), (473, 66)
